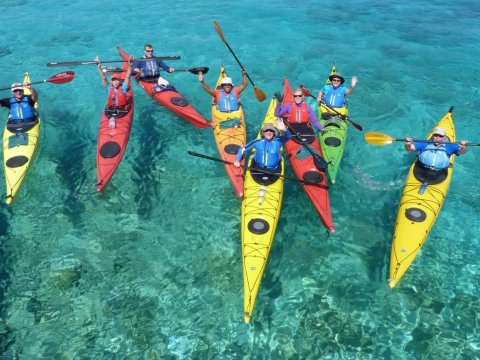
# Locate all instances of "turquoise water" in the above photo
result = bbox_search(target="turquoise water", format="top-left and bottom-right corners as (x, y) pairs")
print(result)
(1, 0), (480, 358)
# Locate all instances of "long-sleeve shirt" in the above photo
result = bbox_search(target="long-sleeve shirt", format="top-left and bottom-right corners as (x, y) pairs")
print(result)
(274, 102), (324, 131)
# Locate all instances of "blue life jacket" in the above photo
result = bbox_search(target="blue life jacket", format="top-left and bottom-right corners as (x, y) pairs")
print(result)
(418, 143), (451, 170)
(9, 96), (36, 121)
(322, 85), (347, 108)
(141, 59), (160, 77)
(216, 88), (240, 112)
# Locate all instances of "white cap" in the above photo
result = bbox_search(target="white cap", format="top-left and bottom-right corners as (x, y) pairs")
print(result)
(221, 77), (233, 86)
(432, 126), (446, 136)
(11, 83), (23, 92)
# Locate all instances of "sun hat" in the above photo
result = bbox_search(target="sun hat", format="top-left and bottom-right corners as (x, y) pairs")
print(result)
(262, 123), (278, 136)
(221, 77), (233, 86)
(328, 73), (345, 84)
(432, 126), (446, 136)
(11, 83), (23, 92)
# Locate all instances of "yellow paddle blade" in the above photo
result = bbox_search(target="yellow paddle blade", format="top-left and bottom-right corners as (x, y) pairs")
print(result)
(364, 132), (397, 145)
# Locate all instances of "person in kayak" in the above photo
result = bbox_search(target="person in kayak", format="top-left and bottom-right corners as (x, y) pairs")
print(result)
(404, 126), (467, 173)
(95, 55), (133, 108)
(0, 82), (38, 124)
(197, 70), (247, 112)
(274, 89), (326, 133)
(316, 73), (358, 108)
(133, 44), (174, 81)
(233, 119), (291, 170)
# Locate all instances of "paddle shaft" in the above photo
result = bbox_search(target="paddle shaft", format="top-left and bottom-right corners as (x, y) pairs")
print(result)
(285, 121), (328, 169)
(387, 137), (479, 146)
(301, 85), (363, 131)
(187, 151), (328, 189)
(0, 71), (75, 91)
(47, 56), (180, 67)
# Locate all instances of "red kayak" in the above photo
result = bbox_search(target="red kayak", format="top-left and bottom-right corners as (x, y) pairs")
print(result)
(96, 46), (135, 192)
(282, 78), (335, 233)
(118, 47), (210, 128)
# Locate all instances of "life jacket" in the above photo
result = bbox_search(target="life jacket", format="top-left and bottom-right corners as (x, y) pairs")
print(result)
(323, 85), (346, 108)
(418, 143), (450, 170)
(287, 102), (310, 123)
(215, 88), (240, 112)
(9, 96), (36, 121)
(141, 59), (160, 77)
(107, 85), (128, 108)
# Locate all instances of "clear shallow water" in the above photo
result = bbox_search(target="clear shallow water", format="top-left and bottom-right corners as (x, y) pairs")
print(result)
(1, 0), (479, 358)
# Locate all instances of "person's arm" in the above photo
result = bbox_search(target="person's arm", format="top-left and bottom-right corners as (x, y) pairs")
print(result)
(26, 84), (38, 102)
(275, 118), (292, 143)
(198, 72), (216, 97)
(0, 98), (10, 108)
(457, 141), (468, 155)
(234, 139), (260, 167)
(404, 138), (416, 152)
(306, 104), (325, 132)
(123, 56), (133, 87)
(316, 91), (324, 103)
(157, 60), (173, 73)
(345, 76), (358, 96)
(274, 103), (291, 117)
(95, 56), (108, 88)
(237, 69), (248, 94)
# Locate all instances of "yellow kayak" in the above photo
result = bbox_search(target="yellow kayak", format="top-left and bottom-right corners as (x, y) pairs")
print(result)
(211, 65), (246, 197)
(242, 98), (285, 323)
(389, 107), (455, 288)
(2, 73), (40, 204)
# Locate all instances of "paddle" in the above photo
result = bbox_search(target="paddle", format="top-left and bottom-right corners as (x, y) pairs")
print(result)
(284, 121), (328, 170)
(0, 71), (75, 91)
(187, 151), (328, 189)
(364, 132), (480, 146)
(300, 85), (363, 131)
(213, 21), (266, 102)
(46, 56), (181, 67)
(100, 66), (209, 75)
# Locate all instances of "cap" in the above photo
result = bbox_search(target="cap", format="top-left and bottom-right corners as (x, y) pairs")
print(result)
(11, 83), (23, 91)
(262, 123), (279, 136)
(110, 74), (122, 80)
(432, 126), (446, 136)
(221, 77), (233, 86)
(328, 73), (345, 84)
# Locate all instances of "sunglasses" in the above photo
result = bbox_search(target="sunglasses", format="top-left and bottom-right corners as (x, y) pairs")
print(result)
(145, 49), (153, 53)
(13, 89), (24, 93)
(433, 134), (444, 138)
(293, 94), (303, 98)
(263, 129), (275, 133)
(332, 79), (341, 82)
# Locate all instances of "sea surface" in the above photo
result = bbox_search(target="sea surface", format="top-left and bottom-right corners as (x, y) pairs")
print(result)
(0, 0), (479, 359)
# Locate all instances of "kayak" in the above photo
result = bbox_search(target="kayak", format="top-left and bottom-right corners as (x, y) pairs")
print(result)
(96, 46), (135, 192)
(242, 97), (284, 323)
(2, 72), (40, 204)
(282, 78), (335, 233)
(317, 63), (349, 184)
(211, 66), (246, 197)
(118, 47), (210, 128)
(388, 107), (456, 288)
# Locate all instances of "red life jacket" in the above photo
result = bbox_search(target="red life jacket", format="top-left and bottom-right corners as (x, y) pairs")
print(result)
(287, 102), (309, 123)
(107, 84), (128, 108)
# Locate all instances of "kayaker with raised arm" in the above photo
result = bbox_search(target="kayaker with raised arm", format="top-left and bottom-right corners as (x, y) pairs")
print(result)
(198, 69), (247, 112)
(133, 44), (174, 81)
(274, 88), (326, 133)
(95, 56), (133, 108)
(0, 82), (38, 125)
(404, 126), (467, 174)
(316, 73), (358, 108)
(234, 119), (291, 170)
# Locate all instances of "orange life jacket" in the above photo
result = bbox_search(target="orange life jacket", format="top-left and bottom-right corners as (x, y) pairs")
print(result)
(287, 102), (309, 123)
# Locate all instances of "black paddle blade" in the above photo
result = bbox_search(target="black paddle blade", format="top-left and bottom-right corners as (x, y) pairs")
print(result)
(313, 154), (328, 169)
(187, 67), (209, 74)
